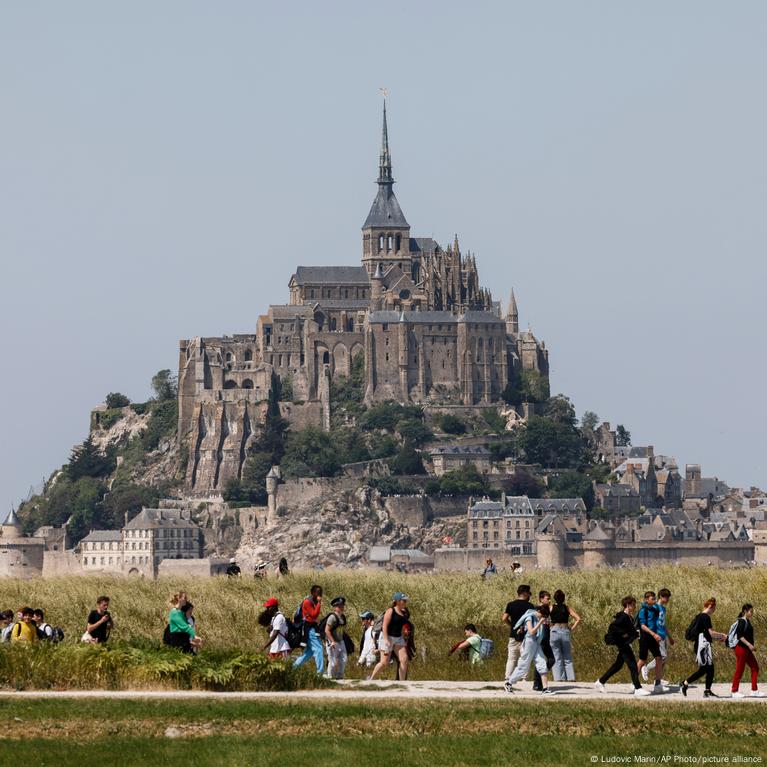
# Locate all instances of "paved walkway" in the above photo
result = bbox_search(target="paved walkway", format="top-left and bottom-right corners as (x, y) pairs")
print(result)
(0, 680), (763, 702)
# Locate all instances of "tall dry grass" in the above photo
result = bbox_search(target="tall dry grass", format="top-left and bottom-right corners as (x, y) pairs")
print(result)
(1, 566), (766, 685)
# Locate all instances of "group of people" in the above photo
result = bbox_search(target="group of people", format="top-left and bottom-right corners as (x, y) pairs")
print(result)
(3, 584), (763, 699)
(502, 583), (763, 698)
(258, 585), (415, 680)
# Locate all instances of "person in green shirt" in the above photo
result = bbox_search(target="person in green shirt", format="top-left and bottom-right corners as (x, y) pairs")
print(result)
(167, 591), (203, 654)
(448, 624), (483, 666)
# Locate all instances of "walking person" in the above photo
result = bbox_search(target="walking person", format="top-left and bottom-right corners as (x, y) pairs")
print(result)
(636, 592), (669, 693)
(167, 592), (203, 654)
(357, 611), (377, 669)
(505, 604), (555, 694)
(549, 589), (581, 681)
(259, 597), (291, 660)
(10, 607), (38, 643)
(680, 598), (727, 698)
(533, 591), (556, 691)
(730, 604), (764, 698)
(0, 610), (14, 642)
(448, 624), (483, 666)
(370, 593), (411, 680)
(292, 585), (325, 674)
(481, 558), (497, 579)
(84, 596), (113, 644)
(502, 584), (533, 681)
(595, 596), (650, 696)
(325, 597), (348, 679)
(643, 588), (673, 685)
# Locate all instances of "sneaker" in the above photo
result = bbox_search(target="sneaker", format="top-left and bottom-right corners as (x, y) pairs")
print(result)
(653, 684), (670, 693)
(641, 666), (649, 682)
(594, 680), (606, 693)
(503, 682), (515, 694)
(679, 680), (688, 697)
(750, 691), (765, 698)
(731, 691), (744, 699)
(634, 687), (651, 697)
(541, 688), (556, 695)
(703, 690), (718, 699)
(661, 679), (671, 686)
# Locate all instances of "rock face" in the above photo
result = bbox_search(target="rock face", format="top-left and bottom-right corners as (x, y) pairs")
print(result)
(234, 486), (465, 571)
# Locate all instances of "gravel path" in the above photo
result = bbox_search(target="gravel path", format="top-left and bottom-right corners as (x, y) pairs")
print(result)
(0, 680), (763, 701)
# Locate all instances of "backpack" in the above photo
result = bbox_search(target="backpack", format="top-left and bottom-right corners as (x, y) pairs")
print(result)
(47, 626), (65, 644)
(162, 624), (172, 645)
(37, 623), (53, 641)
(726, 619), (743, 649)
(316, 613), (331, 641)
(604, 615), (626, 646)
(342, 632), (355, 655)
(479, 637), (494, 659)
(371, 611), (387, 642)
(684, 615), (700, 642)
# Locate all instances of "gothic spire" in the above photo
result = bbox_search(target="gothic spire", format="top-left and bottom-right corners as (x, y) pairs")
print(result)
(379, 100), (392, 184)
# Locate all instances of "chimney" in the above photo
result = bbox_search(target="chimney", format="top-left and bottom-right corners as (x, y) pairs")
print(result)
(124, 511), (129, 527)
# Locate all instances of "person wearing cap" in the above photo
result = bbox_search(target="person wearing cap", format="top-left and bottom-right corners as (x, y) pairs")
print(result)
(258, 597), (290, 660)
(358, 611), (377, 668)
(325, 597), (348, 679)
(370, 592), (411, 680)
(225, 558), (241, 578)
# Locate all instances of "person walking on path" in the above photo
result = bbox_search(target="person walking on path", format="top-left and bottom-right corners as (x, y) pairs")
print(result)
(259, 597), (291, 660)
(680, 597), (727, 698)
(325, 597), (348, 679)
(644, 588), (673, 684)
(448, 624), (483, 666)
(730, 603), (764, 698)
(595, 596), (650, 697)
(636, 592), (669, 693)
(292, 585), (325, 674)
(357, 611), (377, 668)
(505, 605), (555, 694)
(167, 592), (202, 654)
(549, 589), (581, 681)
(533, 591), (556, 691)
(502, 584), (533, 681)
(85, 596), (113, 644)
(370, 593), (411, 680)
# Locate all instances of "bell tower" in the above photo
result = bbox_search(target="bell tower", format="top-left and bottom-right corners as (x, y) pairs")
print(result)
(362, 100), (411, 276)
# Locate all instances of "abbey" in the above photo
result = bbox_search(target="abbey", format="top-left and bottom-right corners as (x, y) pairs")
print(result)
(178, 104), (549, 492)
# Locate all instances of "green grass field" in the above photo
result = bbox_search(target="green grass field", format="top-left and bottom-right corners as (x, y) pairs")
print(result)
(1, 567), (765, 687)
(1, 698), (765, 767)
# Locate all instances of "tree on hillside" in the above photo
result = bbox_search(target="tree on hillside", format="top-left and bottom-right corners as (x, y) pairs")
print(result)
(543, 395), (577, 427)
(580, 411), (599, 447)
(67, 436), (115, 481)
(390, 441), (425, 476)
(105, 392), (131, 409)
(281, 427), (341, 478)
(547, 470), (595, 511)
(517, 416), (585, 469)
(439, 414), (466, 435)
(151, 369), (177, 401)
(616, 424), (632, 446)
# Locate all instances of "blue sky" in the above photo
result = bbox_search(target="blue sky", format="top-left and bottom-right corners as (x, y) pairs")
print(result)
(1, 2), (765, 509)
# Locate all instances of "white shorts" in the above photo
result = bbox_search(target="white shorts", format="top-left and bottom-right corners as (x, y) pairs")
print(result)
(379, 635), (406, 654)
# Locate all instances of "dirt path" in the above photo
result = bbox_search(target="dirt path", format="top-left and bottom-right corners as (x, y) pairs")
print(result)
(0, 680), (763, 701)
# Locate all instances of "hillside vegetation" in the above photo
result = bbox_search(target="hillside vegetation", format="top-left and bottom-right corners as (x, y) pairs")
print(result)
(1, 567), (765, 687)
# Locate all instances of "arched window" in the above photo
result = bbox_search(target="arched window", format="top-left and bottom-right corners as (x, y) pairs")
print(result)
(244, 350), (253, 362)
(223, 380), (237, 389)
(395, 234), (401, 252)
(322, 351), (330, 364)
(387, 235), (393, 252)
(378, 234), (384, 251)
(242, 379), (254, 389)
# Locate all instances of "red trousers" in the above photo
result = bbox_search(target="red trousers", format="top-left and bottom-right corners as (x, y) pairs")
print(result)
(732, 644), (760, 691)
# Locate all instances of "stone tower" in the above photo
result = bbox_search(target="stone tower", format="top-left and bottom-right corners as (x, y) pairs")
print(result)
(1, 509), (21, 541)
(506, 289), (519, 335)
(361, 100), (412, 277)
(535, 515), (566, 569)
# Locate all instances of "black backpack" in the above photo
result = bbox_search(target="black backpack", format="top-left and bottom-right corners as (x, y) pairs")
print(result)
(316, 613), (332, 642)
(162, 624), (172, 645)
(50, 626), (65, 643)
(684, 615), (700, 642)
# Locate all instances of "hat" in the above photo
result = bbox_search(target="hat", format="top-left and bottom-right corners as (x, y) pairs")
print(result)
(330, 596), (346, 607)
(359, 610), (374, 620)
(263, 597), (279, 608)
(229, 558), (236, 564)
(392, 592), (409, 602)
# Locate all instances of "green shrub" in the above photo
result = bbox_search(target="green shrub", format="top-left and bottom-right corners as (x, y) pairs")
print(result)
(105, 392), (131, 409)
(439, 414), (466, 435)
(99, 409), (125, 430)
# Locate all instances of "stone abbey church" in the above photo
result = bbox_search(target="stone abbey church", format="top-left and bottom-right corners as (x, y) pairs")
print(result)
(178, 104), (549, 492)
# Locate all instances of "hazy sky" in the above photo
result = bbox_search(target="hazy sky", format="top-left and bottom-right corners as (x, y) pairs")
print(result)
(2, 2), (765, 511)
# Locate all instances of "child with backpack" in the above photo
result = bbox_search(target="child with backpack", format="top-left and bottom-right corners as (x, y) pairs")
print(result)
(448, 624), (488, 666)
(259, 597), (291, 660)
(10, 607), (38, 643)
(595, 596), (650, 696)
(680, 597), (727, 698)
(728, 603), (764, 698)
(357, 611), (378, 668)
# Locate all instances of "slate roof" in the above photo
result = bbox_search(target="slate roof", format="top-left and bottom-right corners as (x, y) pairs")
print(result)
(410, 237), (439, 254)
(362, 186), (409, 229)
(469, 496), (534, 517)
(80, 530), (121, 543)
(368, 309), (502, 325)
(268, 305), (313, 319)
(531, 498), (587, 513)
(2, 509), (20, 526)
(292, 266), (370, 286)
(431, 445), (492, 457)
(124, 509), (199, 530)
